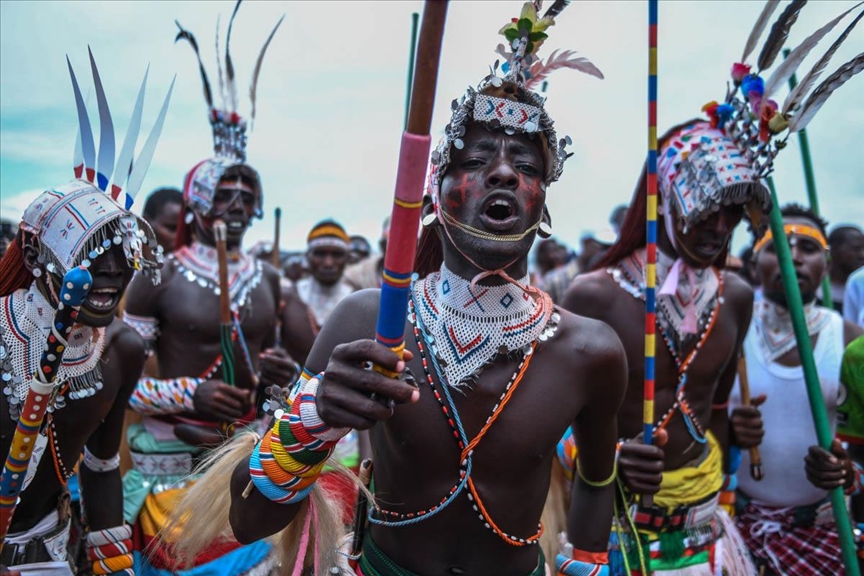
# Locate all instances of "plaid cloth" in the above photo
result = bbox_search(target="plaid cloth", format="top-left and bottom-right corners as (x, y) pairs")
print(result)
(735, 501), (843, 575)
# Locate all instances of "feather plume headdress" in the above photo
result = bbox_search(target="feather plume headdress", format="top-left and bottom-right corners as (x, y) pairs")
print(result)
(667, 0), (864, 234)
(175, 0), (283, 219)
(429, 0), (602, 199)
(18, 48), (173, 284)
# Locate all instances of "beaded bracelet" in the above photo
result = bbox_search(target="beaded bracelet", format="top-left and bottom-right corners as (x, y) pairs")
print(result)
(556, 549), (610, 576)
(87, 524), (134, 576)
(129, 376), (200, 415)
(845, 461), (864, 497)
(248, 372), (348, 504)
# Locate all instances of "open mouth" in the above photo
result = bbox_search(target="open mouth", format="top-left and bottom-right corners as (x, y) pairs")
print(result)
(479, 192), (520, 232)
(83, 287), (120, 315)
(225, 221), (247, 234)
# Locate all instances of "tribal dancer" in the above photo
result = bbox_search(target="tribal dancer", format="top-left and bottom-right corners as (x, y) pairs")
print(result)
(557, 1), (864, 573)
(172, 2), (621, 574)
(0, 50), (170, 575)
(730, 205), (864, 575)
(121, 4), (293, 574)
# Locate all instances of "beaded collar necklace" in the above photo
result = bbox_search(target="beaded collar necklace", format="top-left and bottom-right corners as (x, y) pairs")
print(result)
(368, 287), (560, 547)
(752, 299), (829, 364)
(412, 265), (554, 388)
(0, 284), (105, 420)
(172, 241), (262, 312)
(608, 250), (724, 443)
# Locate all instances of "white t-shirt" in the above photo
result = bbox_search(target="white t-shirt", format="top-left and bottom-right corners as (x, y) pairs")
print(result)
(844, 266), (864, 327)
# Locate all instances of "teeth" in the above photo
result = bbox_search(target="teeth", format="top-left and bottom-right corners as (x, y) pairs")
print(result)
(491, 200), (509, 207)
(92, 288), (118, 294)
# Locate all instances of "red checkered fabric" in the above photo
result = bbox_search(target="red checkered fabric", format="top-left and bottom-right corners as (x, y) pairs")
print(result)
(735, 501), (843, 575)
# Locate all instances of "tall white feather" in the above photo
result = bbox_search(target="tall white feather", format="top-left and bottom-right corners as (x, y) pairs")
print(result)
(125, 77), (176, 204)
(88, 47), (115, 192)
(113, 66), (149, 194)
(67, 56), (96, 181)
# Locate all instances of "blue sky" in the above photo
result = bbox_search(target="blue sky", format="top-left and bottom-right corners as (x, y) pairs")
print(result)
(1, 1), (862, 258)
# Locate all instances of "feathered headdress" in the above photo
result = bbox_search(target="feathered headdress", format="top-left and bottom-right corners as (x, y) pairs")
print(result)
(429, 0), (602, 195)
(669, 0), (864, 234)
(175, 0), (283, 219)
(17, 48), (173, 284)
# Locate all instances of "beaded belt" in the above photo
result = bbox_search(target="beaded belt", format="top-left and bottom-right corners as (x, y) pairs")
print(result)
(131, 451), (194, 476)
(629, 492), (720, 533)
(0, 516), (71, 568)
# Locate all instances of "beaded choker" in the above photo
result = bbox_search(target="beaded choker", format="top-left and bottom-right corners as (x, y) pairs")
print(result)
(172, 241), (262, 311)
(412, 264), (554, 388)
(752, 299), (829, 364)
(0, 283), (105, 420)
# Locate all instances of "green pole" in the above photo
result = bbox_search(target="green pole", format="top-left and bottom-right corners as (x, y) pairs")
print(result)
(782, 48), (833, 309)
(404, 12), (420, 130)
(766, 177), (860, 576)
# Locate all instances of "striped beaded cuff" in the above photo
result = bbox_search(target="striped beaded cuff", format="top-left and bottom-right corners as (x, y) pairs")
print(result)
(87, 524), (134, 576)
(129, 376), (200, 415)
(249, 372), (347, 503)
(846, 461), (864, 497)
(83, 447), (120, 473)
(556, 548), (610, 576)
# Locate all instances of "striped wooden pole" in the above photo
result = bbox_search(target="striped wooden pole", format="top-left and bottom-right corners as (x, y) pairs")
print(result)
(374, 1), (448, 370)
(643, 0), (659, 447)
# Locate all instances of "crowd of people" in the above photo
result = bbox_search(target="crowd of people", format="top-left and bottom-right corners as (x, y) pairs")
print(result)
(1, 1), (863, 575)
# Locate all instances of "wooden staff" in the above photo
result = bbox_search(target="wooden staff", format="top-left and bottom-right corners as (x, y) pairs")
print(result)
(348, 458), (373, 568)
(272, 207), (281, 269)
(214, 219), (236, 388)
(736, 355), (763, 480)
(0, 266), (92, 549)
(373, 0), (448, 371)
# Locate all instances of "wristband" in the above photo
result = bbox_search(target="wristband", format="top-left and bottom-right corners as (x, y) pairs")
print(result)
(87, 524), (134, 576)
(845, 461), (864, 497)
(557, 548), (610, 576)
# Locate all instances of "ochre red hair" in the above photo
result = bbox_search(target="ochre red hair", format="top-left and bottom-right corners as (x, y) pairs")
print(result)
(414, 226), (443, 279)
(0, 233), (34, 297)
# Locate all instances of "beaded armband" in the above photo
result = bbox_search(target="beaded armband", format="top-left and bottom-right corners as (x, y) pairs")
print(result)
(87, 524), (134, 576)
(846, 461), (864, 497)
(128, 376), (200, 415)
(556, 547), (610, 576)
(83, 447), (120, 473)
(122, 312), (158, 354)
(249, 372), (349, 504)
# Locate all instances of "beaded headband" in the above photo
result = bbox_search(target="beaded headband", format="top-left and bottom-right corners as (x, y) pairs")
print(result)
(176, 0), (283, 218)
(429, 0), (603, 205)
(753, 223), (828, 254)
(19, 49), (173, 283)
(307, 221), (350, 251)
(686, 1), (864, 232)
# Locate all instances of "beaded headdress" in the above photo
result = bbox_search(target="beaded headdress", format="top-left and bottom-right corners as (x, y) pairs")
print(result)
(19, 49), (173, 283)
(663, 0), (864, 235)
(428, 0), (603, 206)
(176, 0), (283, 219)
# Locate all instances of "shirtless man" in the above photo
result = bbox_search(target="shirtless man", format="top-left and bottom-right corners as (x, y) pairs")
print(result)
(188, 4), (626, 574)
(0, 53), (168, 576)
(120, 6), (291, 573)
(561, 118), (771, 574)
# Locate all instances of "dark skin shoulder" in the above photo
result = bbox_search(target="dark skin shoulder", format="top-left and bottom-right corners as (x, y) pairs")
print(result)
(564, 265), (753, 472)
(231, 289), (625, 574)
(0, 318), (145, 533)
